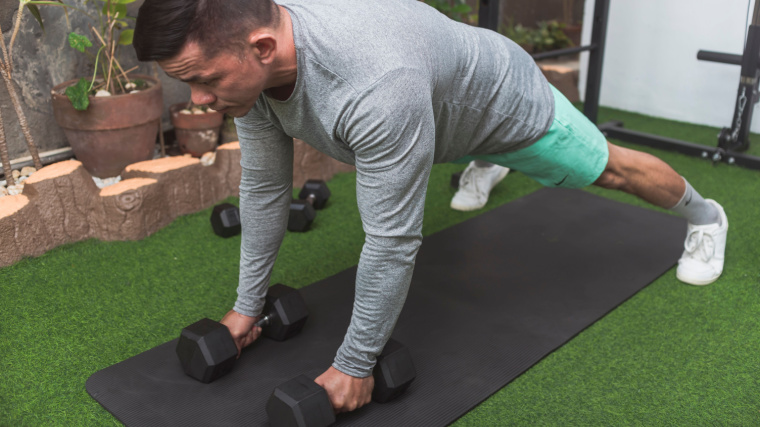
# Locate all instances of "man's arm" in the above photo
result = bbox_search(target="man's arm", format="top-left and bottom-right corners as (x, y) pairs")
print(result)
(332, 68), (436, 378)
(225, 109), (294, 348)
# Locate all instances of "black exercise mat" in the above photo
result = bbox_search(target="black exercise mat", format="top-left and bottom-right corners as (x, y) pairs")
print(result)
(86, 188), (686, 426)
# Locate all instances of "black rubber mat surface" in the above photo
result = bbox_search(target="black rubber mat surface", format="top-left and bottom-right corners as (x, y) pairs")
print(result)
(86, 188), (686, 426)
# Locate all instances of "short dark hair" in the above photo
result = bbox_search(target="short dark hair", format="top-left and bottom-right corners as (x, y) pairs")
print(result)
(133, 0), (279, 62)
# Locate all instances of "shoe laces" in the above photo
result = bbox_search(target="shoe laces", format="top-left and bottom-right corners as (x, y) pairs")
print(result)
(684, 229), (715, 262)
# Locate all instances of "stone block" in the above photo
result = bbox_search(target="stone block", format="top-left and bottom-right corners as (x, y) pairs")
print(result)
(92, 178), (170, 241)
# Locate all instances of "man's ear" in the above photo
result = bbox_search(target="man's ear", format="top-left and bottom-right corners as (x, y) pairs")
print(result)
(248, 31), (277, 64)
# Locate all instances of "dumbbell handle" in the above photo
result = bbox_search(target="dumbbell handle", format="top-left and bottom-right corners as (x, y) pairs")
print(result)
(303, 193), (317, 206)
(256, 312), (276, 328)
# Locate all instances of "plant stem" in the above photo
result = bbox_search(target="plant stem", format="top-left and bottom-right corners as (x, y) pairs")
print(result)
(0, 66), (42, 169)
(87, 46), (104, 93)
(0, 20), (10, 74)
(6, 6), (25, 75)
(0, 103), (13, 187)
(91, 26), (130, 85)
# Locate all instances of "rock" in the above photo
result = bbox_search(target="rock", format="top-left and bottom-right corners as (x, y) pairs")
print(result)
(200, 151), (216, 166)
(183, 153), (193, 157)
(95, 90), (112, 97)
(12, 170), (20, 179)
(92, 176), (122, 189)
(0, 187), (7, 197)
(180, 109), (193, 115)
(192, 108), (205, 115)
(7, 184), (23, 196)
(129, 90), (140, 94)
(20, 166), (36, 177)
(125, 82), (137, 90)
(207, 108), (217, 113)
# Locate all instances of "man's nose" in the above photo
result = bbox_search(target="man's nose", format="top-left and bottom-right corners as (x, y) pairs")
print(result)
(190, 85), (216, 106)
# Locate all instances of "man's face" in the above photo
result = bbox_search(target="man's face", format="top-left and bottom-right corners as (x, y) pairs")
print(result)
(159, 42), (267, 117)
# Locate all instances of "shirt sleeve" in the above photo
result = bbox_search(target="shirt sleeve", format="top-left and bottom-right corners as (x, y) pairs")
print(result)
(232, 105), (294, 317)
(332, 68), (436, 377)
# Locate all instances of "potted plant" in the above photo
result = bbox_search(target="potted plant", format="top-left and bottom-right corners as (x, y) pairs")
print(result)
(48, 0), (163, 178)
(169, 103), (224, 157)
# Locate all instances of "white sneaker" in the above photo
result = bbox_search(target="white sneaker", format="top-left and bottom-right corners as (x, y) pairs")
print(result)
(676, 200), (728, 286)
(450, 161), (510, 211)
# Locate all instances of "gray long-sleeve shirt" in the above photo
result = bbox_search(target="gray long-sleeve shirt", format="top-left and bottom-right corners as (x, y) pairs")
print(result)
(233, 0), (554, 377)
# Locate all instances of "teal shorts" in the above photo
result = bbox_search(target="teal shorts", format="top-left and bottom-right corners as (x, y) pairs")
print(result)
(454, 85), (609, 188)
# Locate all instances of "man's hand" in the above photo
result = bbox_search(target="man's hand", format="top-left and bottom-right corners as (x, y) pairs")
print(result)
(315, 366), (374, 413)
(219, 309), (262, 357)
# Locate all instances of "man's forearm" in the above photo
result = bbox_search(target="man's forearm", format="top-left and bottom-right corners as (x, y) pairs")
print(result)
(332, 233), (422, 377)
(234, 169), (293, 317)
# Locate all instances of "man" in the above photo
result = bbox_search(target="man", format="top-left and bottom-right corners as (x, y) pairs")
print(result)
(134, 0), (728, 414)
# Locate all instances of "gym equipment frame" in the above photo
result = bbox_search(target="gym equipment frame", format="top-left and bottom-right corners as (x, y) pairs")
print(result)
(479, 0), (760, 171)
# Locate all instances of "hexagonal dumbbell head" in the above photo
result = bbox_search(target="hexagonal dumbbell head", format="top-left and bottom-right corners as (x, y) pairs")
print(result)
(372, 338), (417, 403)
(267, 375), (335, 427)
(175, 318), (238, 383)
(288, 200), (317, 232)
(261, 284), (309, 341)
(210, 203), (241, 238)
(298, 180), (331, 210)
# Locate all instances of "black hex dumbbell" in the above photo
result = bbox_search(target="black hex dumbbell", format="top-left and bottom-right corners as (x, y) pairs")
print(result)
(175, 284), (309, 383)
(266, 338), (416, 427)
(210, 203), (241, 238)
(288, 180), (331, 232)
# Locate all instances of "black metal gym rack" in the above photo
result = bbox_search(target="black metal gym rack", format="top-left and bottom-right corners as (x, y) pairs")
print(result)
(479, 0), (760, 171)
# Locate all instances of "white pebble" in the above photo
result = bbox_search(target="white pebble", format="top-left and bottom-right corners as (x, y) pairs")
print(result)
(179, 109), (193, 115)
(200, 151), (216, 166)
(7, 184), (23, 195)
(125, 82), (137, 90)
(192, 108), (205, 115)
(95, 90), (112, 97)
(92, 175), (122, 189)
(20, 166), (36, 177)
(0, 186), (8, 197)
(129, 90), (140, 94)
(11, 170), (21, 179)
(206, 108), (217, 113)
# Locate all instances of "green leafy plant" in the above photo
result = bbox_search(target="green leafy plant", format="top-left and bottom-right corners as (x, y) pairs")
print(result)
(500, 19), (574, 54)
(423, 0), (474, 24)
(533, 20), (573, 53)
(59, 0), (140, 110)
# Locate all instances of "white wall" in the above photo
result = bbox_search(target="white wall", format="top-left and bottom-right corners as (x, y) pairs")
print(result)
(578, 0), (757, 132)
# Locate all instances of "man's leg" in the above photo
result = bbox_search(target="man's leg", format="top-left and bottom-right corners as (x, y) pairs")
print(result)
(450, 160), (510, 211)
(594, 142), (727, 285)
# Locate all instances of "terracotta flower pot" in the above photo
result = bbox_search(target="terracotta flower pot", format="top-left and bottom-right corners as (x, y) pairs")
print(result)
(169, 103), (224, 157)
(51, 74), (163, 178)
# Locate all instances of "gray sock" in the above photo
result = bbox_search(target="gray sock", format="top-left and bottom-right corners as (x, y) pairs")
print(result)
(473, 160), (495, 168)
(669, 177), (720, 225)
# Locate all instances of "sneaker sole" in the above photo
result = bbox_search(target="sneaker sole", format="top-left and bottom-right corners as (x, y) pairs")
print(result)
(676, 270), (720, 286)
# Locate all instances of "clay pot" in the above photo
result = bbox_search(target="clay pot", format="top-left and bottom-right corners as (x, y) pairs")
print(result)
(51, 74), (163, 178)
(169, 103), (224, 157)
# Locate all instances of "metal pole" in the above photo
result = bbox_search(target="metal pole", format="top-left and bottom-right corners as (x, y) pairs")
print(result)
(478, 0), (499, 32)
(583, 0), (610, 124)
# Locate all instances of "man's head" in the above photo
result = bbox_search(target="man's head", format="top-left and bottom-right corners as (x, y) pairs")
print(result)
(134, 0), (279, 63)
(134, 0), (287, 117)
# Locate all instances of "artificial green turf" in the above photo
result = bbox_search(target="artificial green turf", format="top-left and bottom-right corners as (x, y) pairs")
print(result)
(1, 105), (759, 426)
